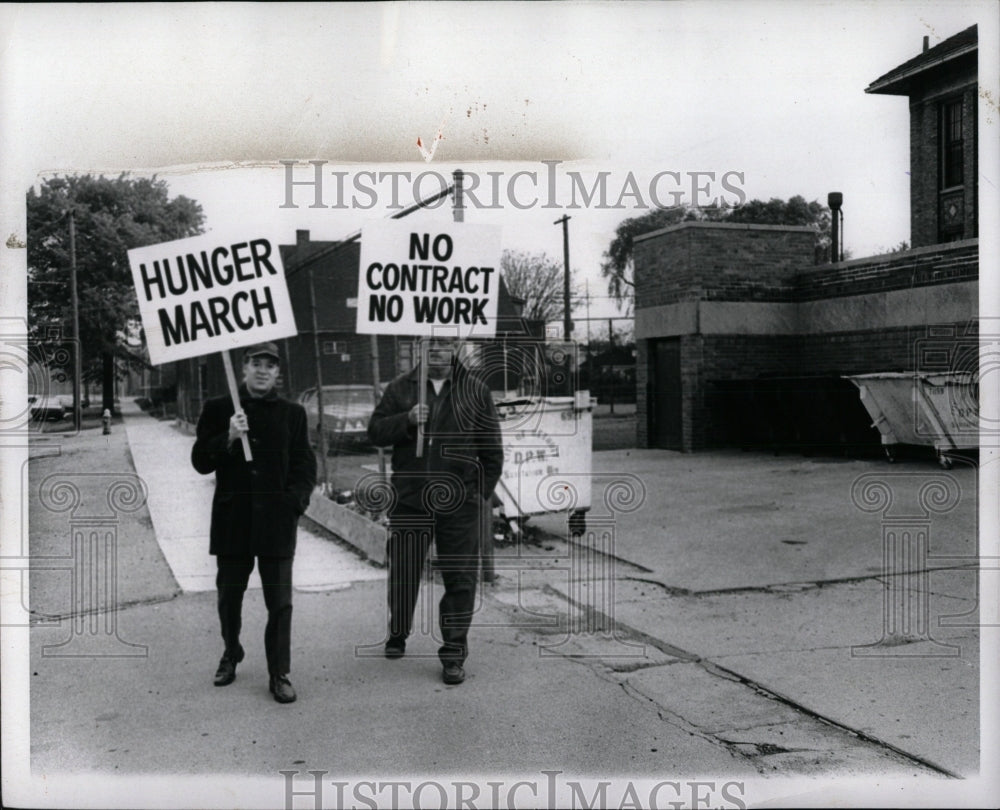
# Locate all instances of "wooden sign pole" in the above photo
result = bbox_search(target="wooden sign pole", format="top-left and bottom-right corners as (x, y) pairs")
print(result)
(221, 350), (253, 462)
(416, 338), (428, 458)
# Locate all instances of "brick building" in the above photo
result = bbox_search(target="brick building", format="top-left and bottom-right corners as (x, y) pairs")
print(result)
(634, 26), (978, 453)
(867, 25), (978, 246)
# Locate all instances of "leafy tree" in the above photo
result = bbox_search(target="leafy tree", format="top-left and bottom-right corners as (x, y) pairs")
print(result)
(600, 196), (836, 309)
(500, 249), (582, 326)
(27, 174), (204, 412)
(876, 239), (910, 254)
(724, 196), (834, 263)
(599, 205), (707, 311)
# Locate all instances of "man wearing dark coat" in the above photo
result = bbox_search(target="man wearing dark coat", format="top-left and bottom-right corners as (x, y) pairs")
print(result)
(368, 337), (503, 685)
(191, 342), (316, 703)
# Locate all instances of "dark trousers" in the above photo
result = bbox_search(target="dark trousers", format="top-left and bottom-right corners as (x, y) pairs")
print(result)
(387, 499), (481, 664)
(216, 555), (293, 676)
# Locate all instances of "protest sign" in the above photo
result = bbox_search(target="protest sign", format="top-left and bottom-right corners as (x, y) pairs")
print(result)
(128, 230), (299, 461)
(128, 231), (298, 365)
(355, 220), (502, 339)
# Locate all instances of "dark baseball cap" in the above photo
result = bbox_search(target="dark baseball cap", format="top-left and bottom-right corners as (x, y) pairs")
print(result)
(243, 342), (281, 362)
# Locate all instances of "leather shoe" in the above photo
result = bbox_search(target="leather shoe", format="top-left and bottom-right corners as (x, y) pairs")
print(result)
(270, 674), (297, 704)
(384, 639), (406, 659)
(213, 647), (245, 687)
(442, 662), (465, 685)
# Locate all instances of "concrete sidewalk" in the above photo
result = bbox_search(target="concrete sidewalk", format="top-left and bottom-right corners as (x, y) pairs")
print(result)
(527, 447), (981, 775)
(119, 399), (382, 593)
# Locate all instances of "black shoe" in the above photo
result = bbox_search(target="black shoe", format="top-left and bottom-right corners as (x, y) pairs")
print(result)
(442, 662), (465, 685)
(213, 647), (245, 687)
(384, 639), (406, 659)
(269, 674), (297, 704)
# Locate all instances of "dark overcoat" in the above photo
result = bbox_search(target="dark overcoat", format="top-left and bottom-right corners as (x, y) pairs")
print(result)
(368, 363), (503, 513)
(192, 385), (316, 558)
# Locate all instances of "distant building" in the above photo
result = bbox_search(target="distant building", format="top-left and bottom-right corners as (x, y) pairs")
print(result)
(634, 26), (978, 453)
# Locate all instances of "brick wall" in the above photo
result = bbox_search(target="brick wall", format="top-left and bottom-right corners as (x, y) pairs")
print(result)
(907, 63), (977, 247)
(635, 339), (649, 447)
(634, 224), (700, 305)
(696, 335), (802, 448)
(794, 239), (977, 299)
(635, 222), (815, 307)
(635, 223), (978, 452)
(681, 335), (703, 450)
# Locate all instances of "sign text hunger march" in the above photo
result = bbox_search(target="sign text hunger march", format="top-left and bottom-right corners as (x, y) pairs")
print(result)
(128, 231), (298, 365)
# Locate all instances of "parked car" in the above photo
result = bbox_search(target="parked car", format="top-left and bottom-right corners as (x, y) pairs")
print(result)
(28, 395), (67, 421)
(298, 384), (385, 446)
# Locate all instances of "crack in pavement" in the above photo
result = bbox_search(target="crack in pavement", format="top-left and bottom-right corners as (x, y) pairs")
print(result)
(691, 564), (979, 596)
(28, 592), (182, 623)
(490, 581), (960, 779)
(698, 658), (961, 778)
(620, 659), (949, 777)
(619, 676), (801, 776)
(618, 565), (976, 598)
(703, 631), (978, 660)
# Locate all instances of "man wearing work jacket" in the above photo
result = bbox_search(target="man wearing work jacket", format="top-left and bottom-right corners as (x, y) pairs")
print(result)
(367, 337), (503, 685)
(192, 342), (316, 703)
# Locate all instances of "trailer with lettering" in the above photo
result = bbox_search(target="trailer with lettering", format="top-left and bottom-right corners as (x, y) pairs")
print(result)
(494, 390), (594, 533)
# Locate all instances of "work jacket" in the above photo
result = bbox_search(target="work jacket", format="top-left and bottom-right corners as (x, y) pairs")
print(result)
(191, 385), (316, 558)
(368, 363), (503, 513)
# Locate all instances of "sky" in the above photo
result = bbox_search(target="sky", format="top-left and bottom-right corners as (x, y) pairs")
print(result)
(3, 1), (996, 328)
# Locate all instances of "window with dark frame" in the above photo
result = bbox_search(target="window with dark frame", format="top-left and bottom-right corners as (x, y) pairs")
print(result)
(941, 98), (963, 189)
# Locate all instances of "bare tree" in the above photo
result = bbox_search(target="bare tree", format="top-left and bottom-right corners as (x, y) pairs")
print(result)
(500, 249), (581, 325)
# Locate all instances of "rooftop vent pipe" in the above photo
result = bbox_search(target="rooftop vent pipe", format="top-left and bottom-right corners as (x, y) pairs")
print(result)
(828, 192), (843, 263)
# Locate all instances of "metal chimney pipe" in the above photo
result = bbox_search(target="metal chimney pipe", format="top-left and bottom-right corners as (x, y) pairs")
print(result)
(828, 192), (843, 263)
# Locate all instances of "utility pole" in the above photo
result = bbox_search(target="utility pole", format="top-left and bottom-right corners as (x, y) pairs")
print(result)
(554, 215), (572, 340)
(608, 318), (615, 415)
(68, 209), (82, 433)
(452, 168), (464, 223)
(585, 280), (591, 394)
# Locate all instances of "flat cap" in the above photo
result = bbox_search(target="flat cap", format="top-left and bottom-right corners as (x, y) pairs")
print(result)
(243, 342), (280, 361)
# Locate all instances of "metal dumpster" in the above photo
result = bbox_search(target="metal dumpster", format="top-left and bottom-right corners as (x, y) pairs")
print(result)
(845, 372), (978, 468)
(494, 391), (593, 526)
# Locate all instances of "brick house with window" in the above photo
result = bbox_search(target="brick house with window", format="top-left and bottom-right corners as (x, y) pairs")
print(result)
(866, 25), (978, 246)
(634, 26), (978, 454)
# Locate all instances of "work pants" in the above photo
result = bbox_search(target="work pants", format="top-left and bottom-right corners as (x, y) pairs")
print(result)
(387, 499), (481, 664)
(216, 555), (293, 677)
